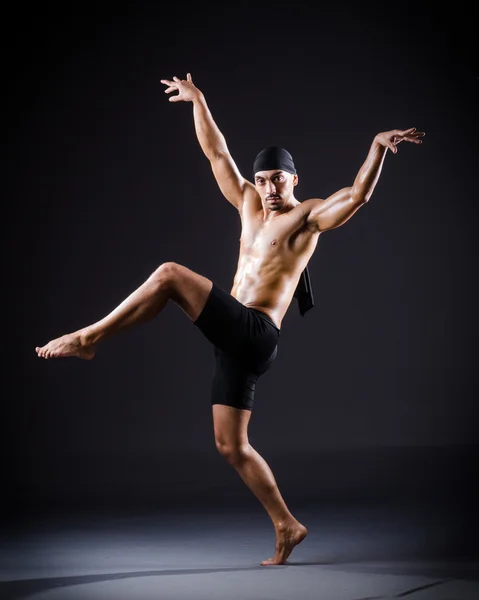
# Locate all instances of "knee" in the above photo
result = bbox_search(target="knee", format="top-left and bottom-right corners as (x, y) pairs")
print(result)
(149, 262), (180, 288)
(215, 438), (249, 466)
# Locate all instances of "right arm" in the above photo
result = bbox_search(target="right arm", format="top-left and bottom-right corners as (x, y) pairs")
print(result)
(161, 73), (255, 211)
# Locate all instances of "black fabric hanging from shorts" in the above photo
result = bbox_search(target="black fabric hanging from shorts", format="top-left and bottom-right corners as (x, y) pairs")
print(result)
(294, 266), (314, 317)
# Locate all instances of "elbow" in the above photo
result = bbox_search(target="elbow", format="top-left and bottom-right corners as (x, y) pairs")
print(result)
(350, 187), (370, 206)
(210, 148), (230, 162)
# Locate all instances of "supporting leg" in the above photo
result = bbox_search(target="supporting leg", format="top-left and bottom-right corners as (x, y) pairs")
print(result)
(213, 404), (307, 565)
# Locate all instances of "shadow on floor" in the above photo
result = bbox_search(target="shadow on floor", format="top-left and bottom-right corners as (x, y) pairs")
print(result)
(1, 559), (478, 600)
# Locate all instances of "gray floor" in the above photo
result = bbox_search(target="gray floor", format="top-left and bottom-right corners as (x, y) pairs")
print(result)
(1, 504), (478, 600)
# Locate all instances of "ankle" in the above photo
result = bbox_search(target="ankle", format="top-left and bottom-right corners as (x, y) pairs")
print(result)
(274, 516), (296, 531)
(80, 327), (97, 346)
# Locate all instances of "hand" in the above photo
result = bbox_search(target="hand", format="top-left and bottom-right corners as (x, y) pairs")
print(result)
(160, 73), (202, 103)
(375, 128), (425, 154)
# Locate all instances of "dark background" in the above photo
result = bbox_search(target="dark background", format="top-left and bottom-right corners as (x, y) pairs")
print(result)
(4, 0), (478, 544)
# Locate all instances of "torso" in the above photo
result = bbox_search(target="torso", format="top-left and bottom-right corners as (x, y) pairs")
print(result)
(231, 199), (321, 329)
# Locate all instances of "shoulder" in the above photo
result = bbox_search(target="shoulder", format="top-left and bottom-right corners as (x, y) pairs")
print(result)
(239, 183), (262, 214)
(299, 197), (326, 210)
(285, 199), (325, 233)
(296, 198), (326, 220)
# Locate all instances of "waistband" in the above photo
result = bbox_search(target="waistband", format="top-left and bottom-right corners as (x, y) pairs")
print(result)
(250, 308), (280, 333)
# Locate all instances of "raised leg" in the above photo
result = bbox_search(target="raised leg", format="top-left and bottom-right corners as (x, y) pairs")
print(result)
(213, 404), (307, 565)
(35, 262), (213, 359)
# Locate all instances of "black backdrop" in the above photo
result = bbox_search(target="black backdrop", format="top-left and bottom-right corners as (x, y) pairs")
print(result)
(4, 1), (478, 517)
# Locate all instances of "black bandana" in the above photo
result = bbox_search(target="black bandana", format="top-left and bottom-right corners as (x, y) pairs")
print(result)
(253, 146), (297, 176)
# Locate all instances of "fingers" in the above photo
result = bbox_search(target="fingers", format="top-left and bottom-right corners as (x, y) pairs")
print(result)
(160, 77), (182, 89)
(390, 129), (425, 153)
(402, 130), (425, 144)
(399, 128), (425, 139)
(412, 131), (425, 142)
(162, 74), (192, 86)
(161, 77), (182, 98)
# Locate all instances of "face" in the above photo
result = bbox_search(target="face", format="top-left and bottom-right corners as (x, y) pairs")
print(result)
(254, 170), (298, 211)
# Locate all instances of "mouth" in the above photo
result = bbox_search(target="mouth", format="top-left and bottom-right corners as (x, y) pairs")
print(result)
(267, 196), (280, 202)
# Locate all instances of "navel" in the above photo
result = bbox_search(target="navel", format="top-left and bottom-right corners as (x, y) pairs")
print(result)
(271, 239), (277, 246)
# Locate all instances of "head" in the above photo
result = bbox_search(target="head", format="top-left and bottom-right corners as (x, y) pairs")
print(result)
(253, 146), (298, 211)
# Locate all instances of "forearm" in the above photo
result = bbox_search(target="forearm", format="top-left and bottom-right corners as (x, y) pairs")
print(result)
(192, 94), (229, 160)
(351, 136), (388, 203)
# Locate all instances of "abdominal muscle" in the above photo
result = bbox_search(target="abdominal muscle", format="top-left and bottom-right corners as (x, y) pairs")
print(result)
(230, 249), (307, 329)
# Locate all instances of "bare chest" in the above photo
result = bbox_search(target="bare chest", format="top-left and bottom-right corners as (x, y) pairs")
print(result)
(239, 210), (315, 257)
(239, 220), (285, 255)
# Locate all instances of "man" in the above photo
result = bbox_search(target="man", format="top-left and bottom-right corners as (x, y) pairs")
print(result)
(35, 72), (424, 565)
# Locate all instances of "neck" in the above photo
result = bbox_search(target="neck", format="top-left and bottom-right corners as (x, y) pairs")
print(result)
(262, 197), (299, 219)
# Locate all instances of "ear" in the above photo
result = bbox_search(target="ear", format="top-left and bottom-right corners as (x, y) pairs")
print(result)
(292, 174), (299, 187)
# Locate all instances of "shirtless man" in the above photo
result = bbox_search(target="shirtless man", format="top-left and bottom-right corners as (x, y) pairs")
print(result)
(35, 72), (424, 565)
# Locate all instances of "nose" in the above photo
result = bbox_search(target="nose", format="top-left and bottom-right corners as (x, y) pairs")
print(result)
(265, 182), (276, 195)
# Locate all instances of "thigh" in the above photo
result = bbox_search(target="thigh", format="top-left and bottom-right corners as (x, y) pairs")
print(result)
(211, 349), (260, 411)
(212, 404), (251, 447)
(166, 262), (213, 322)
(192, 282), (245, 352)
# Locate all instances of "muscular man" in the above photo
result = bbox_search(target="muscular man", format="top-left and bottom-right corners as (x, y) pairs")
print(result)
(35, 72), (424, 565)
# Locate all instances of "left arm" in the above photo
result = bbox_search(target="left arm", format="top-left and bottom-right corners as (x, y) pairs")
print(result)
(306, 128), (424, 232)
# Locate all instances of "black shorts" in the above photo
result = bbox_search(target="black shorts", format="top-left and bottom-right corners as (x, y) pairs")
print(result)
(193, 283), (280, 411)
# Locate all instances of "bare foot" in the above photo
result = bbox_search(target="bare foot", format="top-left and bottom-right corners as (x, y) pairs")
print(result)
(261, 520), (308, 566)
(35, 331), (95, 360)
